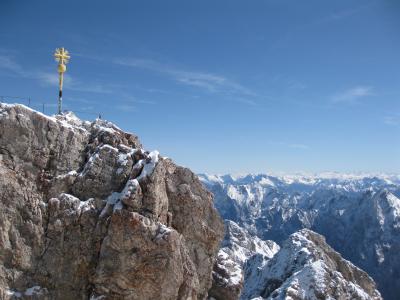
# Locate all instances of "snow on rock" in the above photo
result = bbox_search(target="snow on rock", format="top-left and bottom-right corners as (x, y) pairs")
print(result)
(221, 220), (279, 265)
(241, 229), (382, 300)
(89, 294), (106, 300)
(209, 220), (279, 300)
(100, 179), (142, 217)
(99, 149), (160, 217)
(201, 173), (400, 300)
(137, 150), (159, 180)
(5, 286), (49, 299)
(155, 223), (172, 240)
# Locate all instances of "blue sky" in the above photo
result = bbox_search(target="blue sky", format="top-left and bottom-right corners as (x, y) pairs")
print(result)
(0, 0), (399, 174)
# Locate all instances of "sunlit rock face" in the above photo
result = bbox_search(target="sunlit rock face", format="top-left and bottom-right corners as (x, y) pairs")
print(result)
(0, 103), (224, 300)
(200, 173), (400, 300)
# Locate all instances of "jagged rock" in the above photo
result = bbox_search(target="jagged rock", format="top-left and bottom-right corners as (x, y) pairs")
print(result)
(0, 103), (223, 299)
(72, 143), (133, 200)
(241, 229), (382, 300)
(36, 193), (103, 299)
(210, 255), (243, 300)
(209, 221), (279, 300)
(166, 165), (224, 299)
(92, 210), (199, 300)
(139, 157), (170, 222)
(120, 179), (143, 211)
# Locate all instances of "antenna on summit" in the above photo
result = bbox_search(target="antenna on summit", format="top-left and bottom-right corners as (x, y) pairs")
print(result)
(54, 47), (70, 114)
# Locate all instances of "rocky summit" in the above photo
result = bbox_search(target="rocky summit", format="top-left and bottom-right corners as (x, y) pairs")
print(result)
(0, 103), (224, 300)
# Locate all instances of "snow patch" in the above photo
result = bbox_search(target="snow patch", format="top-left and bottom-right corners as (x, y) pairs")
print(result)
(100, 179), (141, 217)
(6, 286), (45, 298)
(155, 224), (172, 240)
(136, 150), (159, 180)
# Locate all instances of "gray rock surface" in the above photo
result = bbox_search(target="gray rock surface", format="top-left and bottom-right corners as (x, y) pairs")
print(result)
(0, 103), (223, 299)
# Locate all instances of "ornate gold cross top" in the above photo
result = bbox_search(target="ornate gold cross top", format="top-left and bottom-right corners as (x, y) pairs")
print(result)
(54, 47), (70, 67)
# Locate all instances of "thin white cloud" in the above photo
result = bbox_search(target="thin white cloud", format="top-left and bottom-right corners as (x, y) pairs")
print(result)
(2, 53), (257, 105)
(0, 55), (66, 89)
(332, 86), (374, 104)
(325, 7), (364, 22)
(0, 55), (24, 74)
(268, 141), (310, 150)
(117, 92), (157, 105)
(266, 3), (376, 52)
(288, 81), (307, 90)
(113, 57), (256, 98)
(69, 81), (114, 94)
(289, 143), (309, 150)
(270, 74), (307, 91)
(322, 2), (377, 23)
(36, 72), (60, 86)
(231, 97), (257, 106)
(115, 104), (137, 112)
(73, 54), (258, 105)
(0, 54), (113, 94)
(384, 115), (400, 126)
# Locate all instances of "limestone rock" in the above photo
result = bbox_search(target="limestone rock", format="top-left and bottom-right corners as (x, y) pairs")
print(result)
(166, 164), (225, 299)
(0, 103), (223, 299)
(92, 210), (199, 300)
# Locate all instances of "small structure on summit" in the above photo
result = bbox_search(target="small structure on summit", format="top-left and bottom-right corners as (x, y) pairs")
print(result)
(54, 47), (70, 114)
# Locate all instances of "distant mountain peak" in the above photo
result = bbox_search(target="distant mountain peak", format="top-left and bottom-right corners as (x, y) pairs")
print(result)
(241, 229), (382, 300)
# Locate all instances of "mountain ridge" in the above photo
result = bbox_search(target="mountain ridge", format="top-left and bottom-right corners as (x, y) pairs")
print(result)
(200, 173), (400, 300)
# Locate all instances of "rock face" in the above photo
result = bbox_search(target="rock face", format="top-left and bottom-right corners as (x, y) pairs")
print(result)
(241, 229), (382, 300)
(200, 173), (400, 300)
(0, 103), (224, 299)
(209, 220), (279, 300)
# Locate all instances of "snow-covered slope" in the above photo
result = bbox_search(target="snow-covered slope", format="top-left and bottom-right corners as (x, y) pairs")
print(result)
(241, 229), (382, 300)
(200, 173), (400, 300)
(221, 220), (280, 264)
(209, 220), (279, 300)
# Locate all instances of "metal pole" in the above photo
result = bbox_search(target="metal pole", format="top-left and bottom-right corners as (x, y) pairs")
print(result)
(28, 97), (31, 107)
(58, 72), (63, 114)
(42, 103), (45, 114)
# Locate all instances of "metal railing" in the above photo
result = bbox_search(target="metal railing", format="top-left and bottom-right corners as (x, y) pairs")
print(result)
(0, 95), (102, 119)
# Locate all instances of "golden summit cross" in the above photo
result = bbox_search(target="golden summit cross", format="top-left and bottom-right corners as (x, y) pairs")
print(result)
(54, 47), (70, 114)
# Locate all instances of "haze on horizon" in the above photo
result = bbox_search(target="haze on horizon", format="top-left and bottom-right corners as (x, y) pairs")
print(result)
(0, 0), (399, 174)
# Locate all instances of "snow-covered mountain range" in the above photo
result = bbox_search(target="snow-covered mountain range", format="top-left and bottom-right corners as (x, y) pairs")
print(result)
(200, 173), (400, 300)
